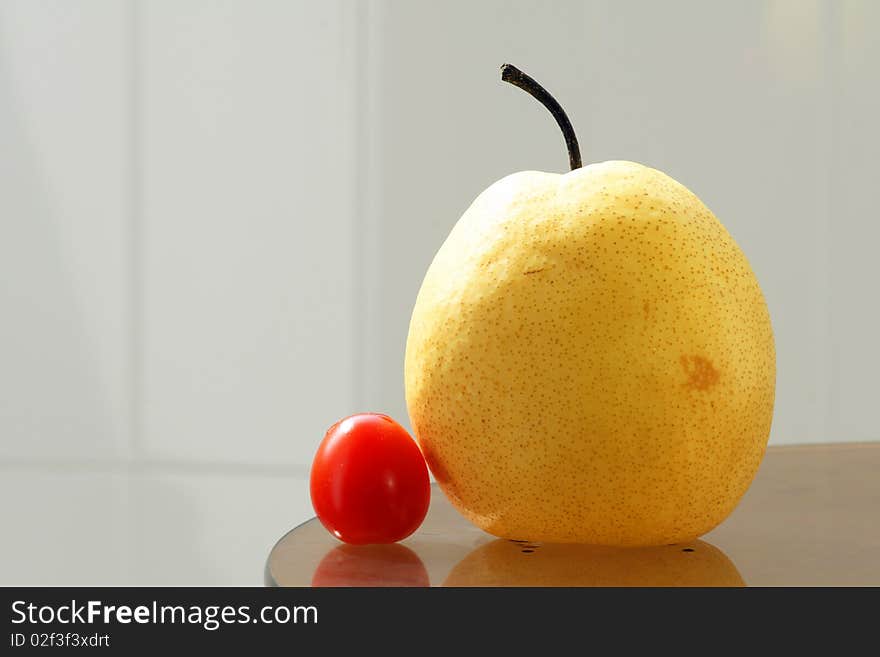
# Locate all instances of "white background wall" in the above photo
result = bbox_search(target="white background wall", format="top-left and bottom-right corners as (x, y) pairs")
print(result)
(1, 0), (878, 584)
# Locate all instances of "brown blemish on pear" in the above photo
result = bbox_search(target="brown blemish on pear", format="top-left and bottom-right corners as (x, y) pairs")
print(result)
(680, 355), (720, 390)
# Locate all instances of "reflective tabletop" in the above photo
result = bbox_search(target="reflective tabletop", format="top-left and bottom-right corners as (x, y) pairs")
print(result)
(266, 443), (880, 586)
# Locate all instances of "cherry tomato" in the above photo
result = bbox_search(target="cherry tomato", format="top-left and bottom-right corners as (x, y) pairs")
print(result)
(310, 413), (430, 544)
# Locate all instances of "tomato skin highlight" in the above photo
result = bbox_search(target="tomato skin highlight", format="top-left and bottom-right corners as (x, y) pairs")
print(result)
(310, 413), (430, 544)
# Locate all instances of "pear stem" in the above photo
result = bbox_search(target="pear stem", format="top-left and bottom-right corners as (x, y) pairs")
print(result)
(500, 64), (582, 171)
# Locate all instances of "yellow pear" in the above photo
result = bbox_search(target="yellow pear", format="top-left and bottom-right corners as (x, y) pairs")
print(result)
(404, 65), (775, 546)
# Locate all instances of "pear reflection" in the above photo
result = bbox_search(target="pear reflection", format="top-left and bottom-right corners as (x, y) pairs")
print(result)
(312, 543), (430, 587)
(444, 539), (744, 587)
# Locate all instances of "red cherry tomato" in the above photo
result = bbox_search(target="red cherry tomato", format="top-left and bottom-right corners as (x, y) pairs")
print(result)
(310, 413), (430, 544)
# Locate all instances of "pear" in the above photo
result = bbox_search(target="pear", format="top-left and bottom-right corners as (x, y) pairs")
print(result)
(404, 65), (775, 546)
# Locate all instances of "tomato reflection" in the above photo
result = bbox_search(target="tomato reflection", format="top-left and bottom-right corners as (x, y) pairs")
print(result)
(312, 543), (430, 587)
